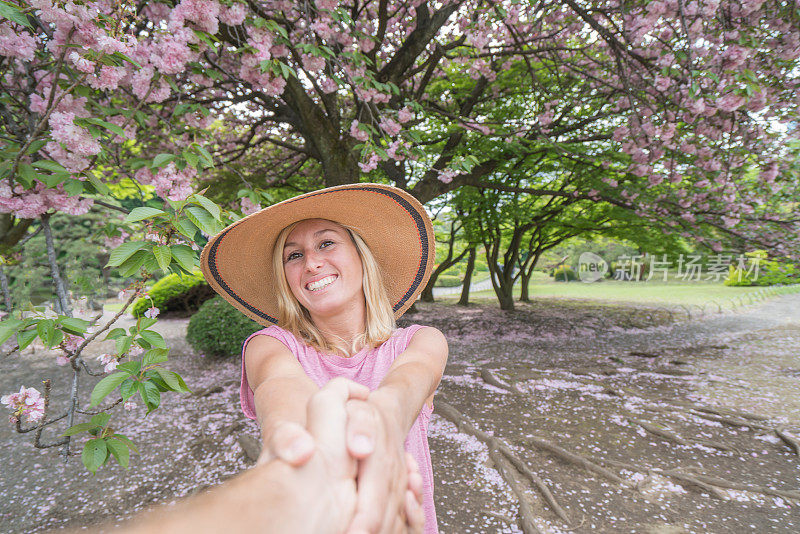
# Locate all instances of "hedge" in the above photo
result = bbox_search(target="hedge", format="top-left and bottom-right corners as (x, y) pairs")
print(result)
(130, 271), (215, 317)
(186, 296), (262, 357)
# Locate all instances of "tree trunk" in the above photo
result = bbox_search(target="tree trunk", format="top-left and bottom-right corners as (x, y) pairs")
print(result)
(519, 268), (532, 302)
(458, 247), (476, 306)
(519, 251), (543, 302)
(421, 242), (468, 302)
(497, 286), (515, 311)
(0, 263), (11, 312)
(41, 214), (71, 317)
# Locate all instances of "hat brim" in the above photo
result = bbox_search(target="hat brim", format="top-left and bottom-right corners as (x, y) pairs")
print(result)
(200, 183), (435, 327)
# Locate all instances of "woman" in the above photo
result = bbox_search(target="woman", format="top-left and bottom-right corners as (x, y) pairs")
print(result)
(201, 183), (448, 533)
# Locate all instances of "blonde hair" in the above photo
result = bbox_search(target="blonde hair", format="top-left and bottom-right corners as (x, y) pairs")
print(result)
(271, 219), (396, 356)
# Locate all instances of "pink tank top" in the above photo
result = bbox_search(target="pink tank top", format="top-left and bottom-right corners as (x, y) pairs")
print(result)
(240, 324), (438, 533)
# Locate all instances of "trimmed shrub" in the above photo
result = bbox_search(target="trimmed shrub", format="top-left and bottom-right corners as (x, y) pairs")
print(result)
(553, 265), (578, 282)
(186, 296), (262, 357)
(435, 274), (463, 287)
(131, 271), (215, 317)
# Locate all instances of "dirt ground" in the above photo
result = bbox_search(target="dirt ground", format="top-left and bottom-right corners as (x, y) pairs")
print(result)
(1, 294), (799, 533)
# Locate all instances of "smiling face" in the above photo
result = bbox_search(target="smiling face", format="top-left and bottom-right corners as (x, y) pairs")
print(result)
(281, 219), (365, 321)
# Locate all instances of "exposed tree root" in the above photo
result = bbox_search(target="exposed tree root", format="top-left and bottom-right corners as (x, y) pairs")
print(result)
(775, 428), (800, 456)
(631, 419), (734, 452)
(435, 400), (570, 526)
(488, 448), (545, 534)
(237, 433), (261, 462)
(480, 366), (522, 394)
(584, 454), (800, 502)
(192, 379), (238, 397)
(668, 471), (800, 501)
(687, 409), (773, 431)
(522, 436), (628, 486)
(628, 351), (659, 358)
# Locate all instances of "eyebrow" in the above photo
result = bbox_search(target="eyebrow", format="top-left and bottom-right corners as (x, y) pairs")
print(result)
(284, 229), (339, 249)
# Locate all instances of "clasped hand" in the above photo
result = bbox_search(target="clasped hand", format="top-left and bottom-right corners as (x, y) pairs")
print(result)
(261, 378), (424, 534)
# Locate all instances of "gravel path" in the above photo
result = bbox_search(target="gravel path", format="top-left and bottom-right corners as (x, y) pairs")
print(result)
(1, 294), (799, 533)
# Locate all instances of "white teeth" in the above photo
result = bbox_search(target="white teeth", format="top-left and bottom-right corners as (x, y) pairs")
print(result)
(306, 275), (337, 291)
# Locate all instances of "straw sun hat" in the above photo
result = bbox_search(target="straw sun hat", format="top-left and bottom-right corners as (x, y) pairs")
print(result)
(200, 183), (436, 327)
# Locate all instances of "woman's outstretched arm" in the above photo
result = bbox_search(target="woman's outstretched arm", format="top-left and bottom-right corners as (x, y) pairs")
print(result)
(244, 334), (320, 465)
(346, 326), (449, 533)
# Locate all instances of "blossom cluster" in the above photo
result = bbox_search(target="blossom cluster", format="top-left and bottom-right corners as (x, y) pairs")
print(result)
(1, 386), (45, 423)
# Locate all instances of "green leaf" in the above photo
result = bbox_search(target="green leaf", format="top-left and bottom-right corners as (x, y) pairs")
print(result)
(0, 318), (24, 345)
(153, 245), (171, 272)
(185, 206), (219, 235)
(87, 175), (111, 195)
(63, 178), (84, 196)
(115, 335), (132, 356)
(117, 361), (141, 376)
(111, 51), (141, 68)
(104, 328), (126, 340)
(154, 368), (189, 393)
(0, 1), (33, 29)
(191, 194), (221, 221)
(138, 317), (158, 330)
(170, 244), (197, 272)
(106, 437), (130, 469)
(143, 347), (169, 366)
(182, 149), (199, 168)
(43, 172), (69, 187)
(17, 163), (39, 187)
(173, 218), (198, 240)
(124, 207), (166, 224)
(138, 380), (161, 412)
(90, 412), (111, 427)
(32, 160), (68, 173)
(194, 145), (214, 168)
(152, 153), (175, 168)
(139, 330), (166, 349)
(173, 372), (191, 394)
(59, 317), (91, 335)
(82, 438), (108, 474)
(37, 319), (62, 348)
(111, 433), (139, 455)
(107, 241), (149, 267)
(25, 139), (47, 155)
(84, 118), (126, 138)
(120, 378), (138, 400)
(90, 372), (128, 407)
(62, 422), (98, 437)
(16, 329), (38, 350)
(117, 250), (148, 277)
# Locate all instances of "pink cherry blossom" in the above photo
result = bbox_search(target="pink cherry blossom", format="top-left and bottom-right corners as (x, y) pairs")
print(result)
(349, 120), (369, 142)
(219, 3), (247, 26)
(97, 353), (119, 373)
(1, 386), (45, 423)
(398, 107), (414, 123)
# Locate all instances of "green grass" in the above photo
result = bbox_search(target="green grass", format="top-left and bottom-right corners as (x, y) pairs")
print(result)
(102, 301), (124, 312)
(464, 271), (765, 306)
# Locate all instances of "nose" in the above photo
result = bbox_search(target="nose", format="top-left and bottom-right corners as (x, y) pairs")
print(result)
(304, 249), (324, 271)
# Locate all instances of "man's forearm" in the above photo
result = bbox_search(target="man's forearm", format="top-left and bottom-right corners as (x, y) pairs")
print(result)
(115, 459), (299, 534)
